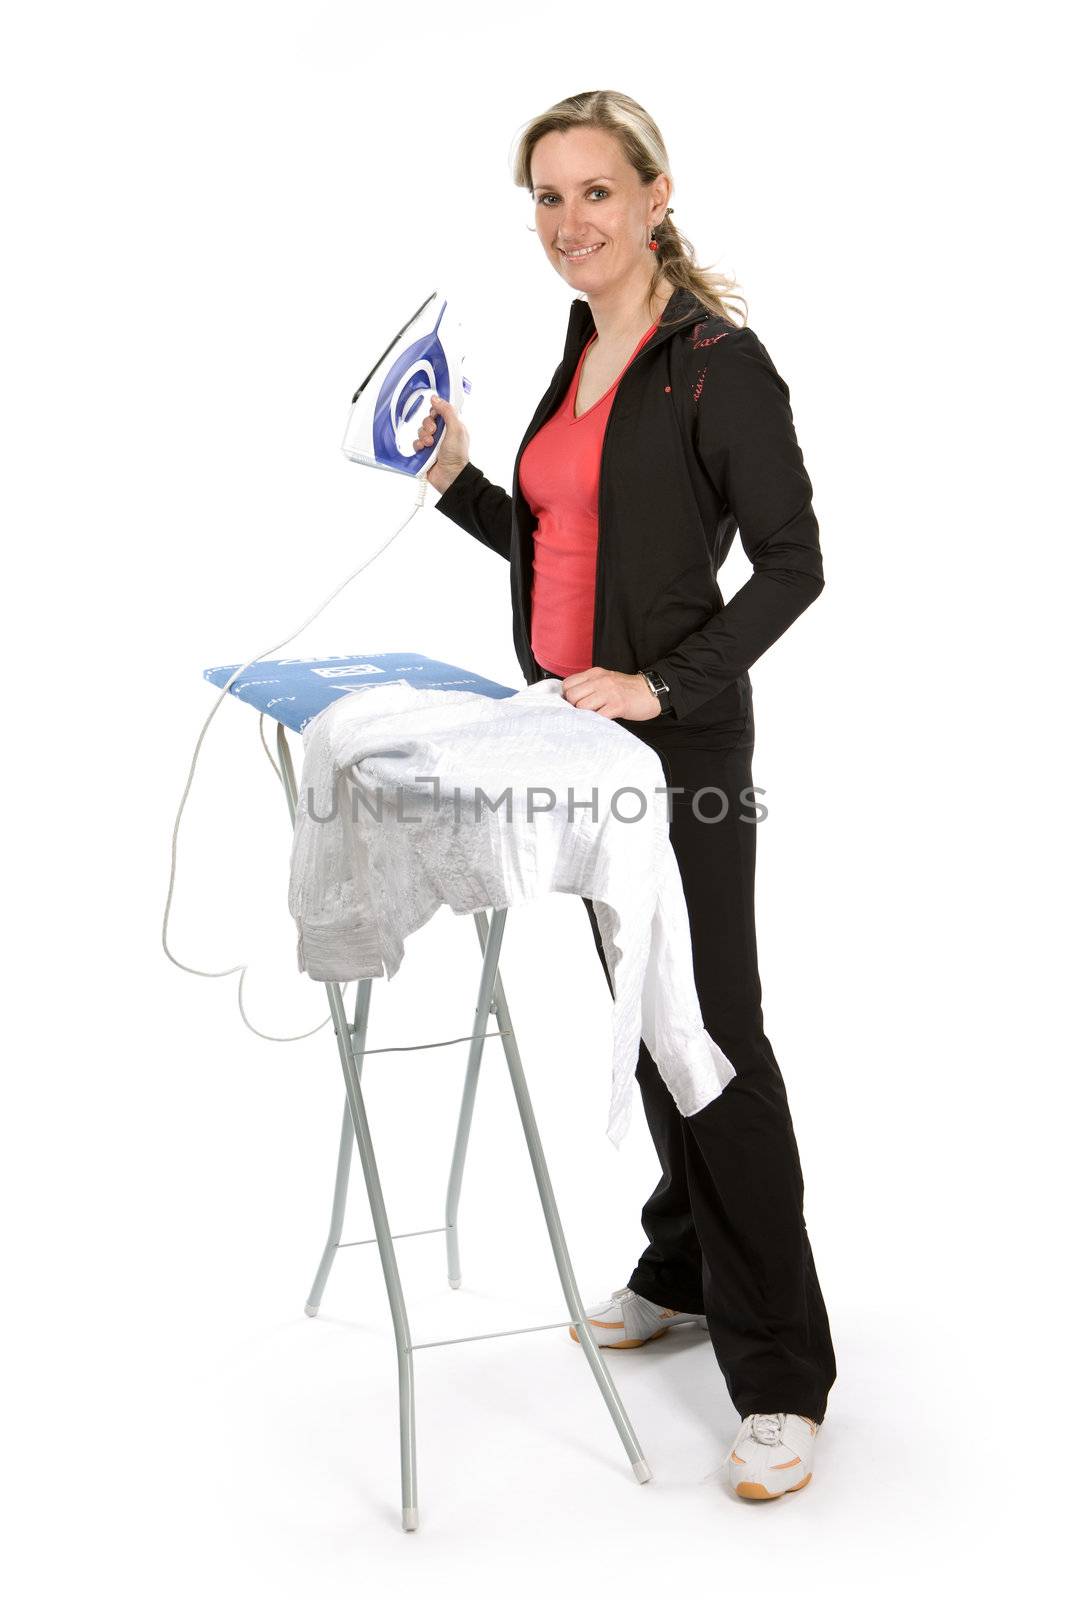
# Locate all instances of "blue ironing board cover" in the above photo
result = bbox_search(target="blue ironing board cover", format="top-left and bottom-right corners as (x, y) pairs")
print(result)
(202, 651), (520, 734)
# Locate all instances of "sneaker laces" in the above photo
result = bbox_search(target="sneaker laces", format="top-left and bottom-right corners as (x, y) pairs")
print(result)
(749, 1413), (787, 1447)
(705, 1412), (788, 1479)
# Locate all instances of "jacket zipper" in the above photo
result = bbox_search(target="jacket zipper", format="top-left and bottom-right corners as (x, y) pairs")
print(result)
(591, 400), (614, 667)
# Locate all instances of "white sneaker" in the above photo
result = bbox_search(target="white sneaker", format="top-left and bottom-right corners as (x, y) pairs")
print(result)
(568, 1286), (708, 1349)
(720, 1412), (819, 1499)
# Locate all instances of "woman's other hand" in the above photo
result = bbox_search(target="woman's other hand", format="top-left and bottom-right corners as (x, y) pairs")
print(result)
(416, 393), (470, 494)
(559, 668), (664, 721)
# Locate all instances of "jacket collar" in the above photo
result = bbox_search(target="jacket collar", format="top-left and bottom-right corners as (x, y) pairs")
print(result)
(565, 282), (711, 361)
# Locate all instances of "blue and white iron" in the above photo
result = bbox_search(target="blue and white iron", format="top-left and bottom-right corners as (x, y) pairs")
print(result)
(342, 288), (471, 478)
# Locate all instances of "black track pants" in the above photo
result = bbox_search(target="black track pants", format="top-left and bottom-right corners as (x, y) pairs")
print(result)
(581, 735), (837, 1425)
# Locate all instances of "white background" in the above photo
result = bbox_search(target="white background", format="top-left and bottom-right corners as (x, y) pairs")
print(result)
(3, 1), (1062, 1592)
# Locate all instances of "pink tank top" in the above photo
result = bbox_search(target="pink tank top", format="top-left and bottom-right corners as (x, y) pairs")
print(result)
(518, 317), (660, 679)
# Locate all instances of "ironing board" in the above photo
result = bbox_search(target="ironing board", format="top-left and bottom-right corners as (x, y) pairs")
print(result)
(203, 653), (651, 1531)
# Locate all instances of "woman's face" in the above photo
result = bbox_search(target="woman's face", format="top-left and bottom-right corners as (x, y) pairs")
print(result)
(531, 127), (670, 297)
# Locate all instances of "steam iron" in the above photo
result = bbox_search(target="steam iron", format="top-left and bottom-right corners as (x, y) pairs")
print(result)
(341, 288), (471, 478)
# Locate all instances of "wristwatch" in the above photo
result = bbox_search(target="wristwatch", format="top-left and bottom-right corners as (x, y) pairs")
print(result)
(640, 668), (674, 717)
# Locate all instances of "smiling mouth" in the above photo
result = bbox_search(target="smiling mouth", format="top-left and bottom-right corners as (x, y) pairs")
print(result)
(559, 242), (605, 260)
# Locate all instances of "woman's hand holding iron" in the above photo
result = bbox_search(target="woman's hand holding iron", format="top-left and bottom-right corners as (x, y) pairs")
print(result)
(418, 394), (470, 494)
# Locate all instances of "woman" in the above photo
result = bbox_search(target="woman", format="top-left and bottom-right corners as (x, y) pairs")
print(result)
(417, 90), (836, 1502)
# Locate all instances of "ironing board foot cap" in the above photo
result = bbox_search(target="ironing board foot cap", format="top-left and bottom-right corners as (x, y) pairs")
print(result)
(632, 1458), (652, 1484)
(402, 1507), (419, 1531)
(304, 1303), (320, 1318)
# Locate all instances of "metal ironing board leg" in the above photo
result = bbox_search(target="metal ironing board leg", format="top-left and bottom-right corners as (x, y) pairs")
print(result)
(275, 722), (651, 1531)
(304, 1103), (354, 1316)
(305, 899), (500, 1310)
(322, 974), (420, 1529)
(303, 979), (368, 1317)
(465, 906), (652, 1484)
(276, 728), (418, 1524)
(444, 907), (500, 1288)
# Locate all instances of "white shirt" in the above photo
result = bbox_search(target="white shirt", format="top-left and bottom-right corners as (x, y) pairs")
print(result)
(288, 677), (735, 1146)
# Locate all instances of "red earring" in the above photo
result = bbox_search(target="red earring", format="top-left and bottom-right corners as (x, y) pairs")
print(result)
(649, 209), (672, 251)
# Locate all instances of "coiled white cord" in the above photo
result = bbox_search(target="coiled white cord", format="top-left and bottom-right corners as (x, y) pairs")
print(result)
(161, 475), (429, 1041)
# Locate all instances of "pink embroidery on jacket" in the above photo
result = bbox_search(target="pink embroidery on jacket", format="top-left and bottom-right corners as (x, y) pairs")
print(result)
(688, 321), (731, 403)
(692, 330), (731, 351)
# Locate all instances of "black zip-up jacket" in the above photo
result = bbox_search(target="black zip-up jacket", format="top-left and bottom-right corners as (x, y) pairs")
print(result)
(433, 283), (824, 745)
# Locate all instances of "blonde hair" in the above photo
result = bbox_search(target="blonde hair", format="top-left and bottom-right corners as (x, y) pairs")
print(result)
(511, 89), (748, 330)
